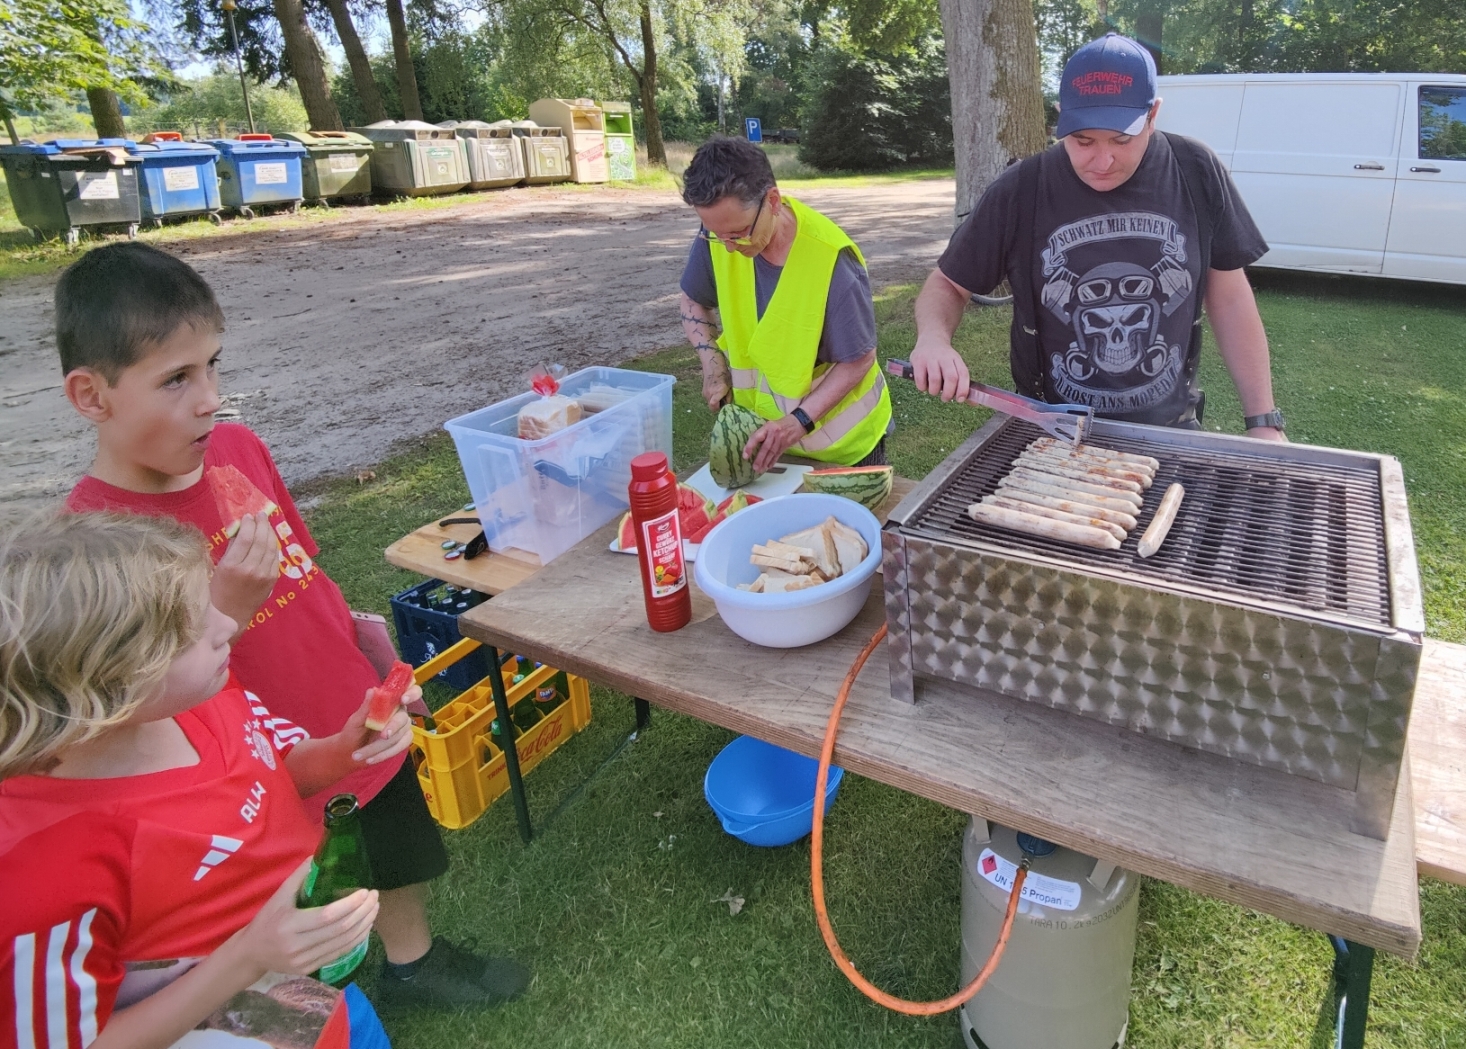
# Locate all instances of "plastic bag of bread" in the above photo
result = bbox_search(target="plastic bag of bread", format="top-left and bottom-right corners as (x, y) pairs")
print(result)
(516, 364), (582, 440)
(518, 394), (581, 440)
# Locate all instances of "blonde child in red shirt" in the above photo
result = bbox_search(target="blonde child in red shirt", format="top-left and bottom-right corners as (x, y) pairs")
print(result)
(0, 512), (415, 1048)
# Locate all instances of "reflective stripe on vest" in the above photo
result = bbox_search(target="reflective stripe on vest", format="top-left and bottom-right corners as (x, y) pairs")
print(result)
(709, 196), (892, 464)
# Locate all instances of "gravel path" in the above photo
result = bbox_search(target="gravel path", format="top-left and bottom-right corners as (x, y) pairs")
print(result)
(0, 180), (954, 519)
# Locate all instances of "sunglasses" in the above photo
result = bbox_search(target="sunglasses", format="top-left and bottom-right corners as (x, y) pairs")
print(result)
(698, 193), (767, 247)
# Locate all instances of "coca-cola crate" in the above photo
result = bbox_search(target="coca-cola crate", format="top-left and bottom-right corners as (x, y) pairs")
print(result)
(406, 641), (592, 830)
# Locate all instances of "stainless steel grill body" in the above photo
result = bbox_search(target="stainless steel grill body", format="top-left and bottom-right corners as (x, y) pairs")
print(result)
(881, 417), (1423, 839)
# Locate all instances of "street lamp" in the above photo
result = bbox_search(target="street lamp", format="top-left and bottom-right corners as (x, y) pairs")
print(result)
(222, 0), (257, 133)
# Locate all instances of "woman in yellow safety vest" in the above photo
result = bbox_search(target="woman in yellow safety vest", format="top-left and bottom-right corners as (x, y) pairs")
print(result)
(678, 137), (893, 472)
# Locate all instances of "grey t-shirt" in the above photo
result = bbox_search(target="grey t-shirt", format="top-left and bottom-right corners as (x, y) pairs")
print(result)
(680, 239), (878, 365)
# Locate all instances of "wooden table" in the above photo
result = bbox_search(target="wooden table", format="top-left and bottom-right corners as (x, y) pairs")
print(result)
(387, 486), (1465, 1049)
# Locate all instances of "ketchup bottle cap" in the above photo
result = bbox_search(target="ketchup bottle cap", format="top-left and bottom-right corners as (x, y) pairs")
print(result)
(630, 451), (669, 482)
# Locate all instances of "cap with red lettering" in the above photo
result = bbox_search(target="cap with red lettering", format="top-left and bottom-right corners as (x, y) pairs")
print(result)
(1056, 33), (1157, 138)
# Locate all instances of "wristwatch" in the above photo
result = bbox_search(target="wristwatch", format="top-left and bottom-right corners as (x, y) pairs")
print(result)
(791, 407), (816, 434)
(1244, 409), (1286, 431)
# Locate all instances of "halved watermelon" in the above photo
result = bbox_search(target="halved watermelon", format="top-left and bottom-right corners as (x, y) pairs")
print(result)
(207, 465), (279, 538)
(366, 660), (414, 731)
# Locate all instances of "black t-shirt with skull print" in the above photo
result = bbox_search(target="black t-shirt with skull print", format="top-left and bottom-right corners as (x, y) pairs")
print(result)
(938, 133), (1267, 427)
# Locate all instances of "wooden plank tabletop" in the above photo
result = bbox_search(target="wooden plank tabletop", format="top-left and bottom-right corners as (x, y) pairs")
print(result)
(457, 512), (1422, 958)
(384, 511), (542, 595)
(1411, 639), (1466, 887)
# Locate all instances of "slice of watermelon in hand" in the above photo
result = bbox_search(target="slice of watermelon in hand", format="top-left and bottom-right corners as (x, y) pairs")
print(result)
(207, 465), (280, 539)
(365, 661), (415, 732)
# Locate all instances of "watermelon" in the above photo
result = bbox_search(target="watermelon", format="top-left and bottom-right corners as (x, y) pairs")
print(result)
(207, 465), (278, 538)
(616, 486), (717, 552)
(708, 404), (764, 489)
(366, 660), (414, 731)
(799, 464), (894, 511)
(716, 491), (760, 516)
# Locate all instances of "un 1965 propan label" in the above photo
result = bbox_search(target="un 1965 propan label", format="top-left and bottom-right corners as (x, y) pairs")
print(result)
(77, 172), (119, 199)
(977, 848), (1081, 911)
(163, 166), (200, 191)
(254, 162), (288, 185)
(641, 509), (687, 598)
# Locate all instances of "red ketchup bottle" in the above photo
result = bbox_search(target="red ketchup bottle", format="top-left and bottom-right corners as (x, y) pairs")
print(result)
(628, 452), (692, 632)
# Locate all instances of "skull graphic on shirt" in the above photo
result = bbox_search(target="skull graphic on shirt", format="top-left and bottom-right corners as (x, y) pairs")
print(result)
(1065, 262), (1170, 380)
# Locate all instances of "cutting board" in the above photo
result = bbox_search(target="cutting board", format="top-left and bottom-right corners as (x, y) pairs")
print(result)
(682, 461), (814, 505)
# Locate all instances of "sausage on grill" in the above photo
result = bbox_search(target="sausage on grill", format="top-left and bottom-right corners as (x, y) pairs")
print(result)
(967, 502), (1122, 550)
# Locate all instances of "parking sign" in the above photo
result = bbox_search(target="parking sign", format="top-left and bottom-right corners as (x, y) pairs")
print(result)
(745, 118), (762, 143)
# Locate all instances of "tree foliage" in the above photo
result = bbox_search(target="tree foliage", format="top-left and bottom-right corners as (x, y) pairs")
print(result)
(137, 70), (309, 136)
(798, 32), (952, 170)
(1, 0), (166, 138)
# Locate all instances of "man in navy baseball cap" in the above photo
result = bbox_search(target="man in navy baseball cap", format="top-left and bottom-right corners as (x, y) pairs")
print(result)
(1057, 33), (1159, 138)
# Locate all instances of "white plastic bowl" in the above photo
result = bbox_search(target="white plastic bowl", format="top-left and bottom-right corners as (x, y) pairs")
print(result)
(694, 493), (882, 648)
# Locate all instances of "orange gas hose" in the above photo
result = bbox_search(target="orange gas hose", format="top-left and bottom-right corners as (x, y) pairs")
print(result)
(811, 622), (1027, 1015)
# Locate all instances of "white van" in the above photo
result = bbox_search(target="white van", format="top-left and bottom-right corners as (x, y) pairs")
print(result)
(1154, 73), (1466, 285)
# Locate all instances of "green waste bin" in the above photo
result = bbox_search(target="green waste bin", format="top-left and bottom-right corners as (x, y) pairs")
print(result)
(512, 122), (570, 185)
(0, 139), (141, 245)
(277, 130), (373, 201)
(599, 102), (637, 181)
(439, 120), (525, 189)
(350, 120), (469, 197)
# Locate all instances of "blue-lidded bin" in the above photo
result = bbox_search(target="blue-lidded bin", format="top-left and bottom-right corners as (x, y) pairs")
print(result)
(125, 134), (221, 225)
(203, 134), (306, 216)
(0, 139), (141, 244)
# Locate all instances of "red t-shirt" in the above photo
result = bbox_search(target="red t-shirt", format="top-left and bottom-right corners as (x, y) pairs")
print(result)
(0, 684), (321, 1049)
(66, 423), (400, 813)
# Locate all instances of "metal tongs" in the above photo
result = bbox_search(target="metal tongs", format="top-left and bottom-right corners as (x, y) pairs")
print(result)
(886, 359), (1093, 446)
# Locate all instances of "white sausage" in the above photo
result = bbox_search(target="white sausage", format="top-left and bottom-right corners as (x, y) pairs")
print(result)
(986, 488), (1137, 530)
(1004, 468), (1145, 509)
(1137, 483), (1185, 558)
(968, 502), (1122, 550)
(984, 496), (1128, 542)
(1021, 448), (1154, 489)
(1030, 437), (1161, 472)
(998, 476), (1144, 514)
(1013, 454), (1146, 493)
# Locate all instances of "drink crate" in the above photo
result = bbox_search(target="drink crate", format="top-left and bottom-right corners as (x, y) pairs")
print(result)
(390, 579), (492, 691)
(407, 640), (592, 830)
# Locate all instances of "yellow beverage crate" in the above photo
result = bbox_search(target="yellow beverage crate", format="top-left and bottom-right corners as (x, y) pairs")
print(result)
(407, 639), (592, 830)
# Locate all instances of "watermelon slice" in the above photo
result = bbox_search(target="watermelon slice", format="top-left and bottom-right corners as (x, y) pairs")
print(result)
(616, 511), (637, 552)
(715, 492), (761, 516)
(207, 465), (279, 538)
(366, 660), (414, 731)
(618, 487), (718, 553)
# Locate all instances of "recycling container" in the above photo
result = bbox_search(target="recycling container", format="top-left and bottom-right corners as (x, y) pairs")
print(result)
(126, 134), (223, 226)
(350, 120), (469, 197)
(0, 139), (141, 245)
(599, 101), (637, 181)
(276, 130), (373, 202)
(204, 134), (306, 217)
(528, 98), (609, 183)
(511, 122), (570, 185)
(439, 120), (525, 190)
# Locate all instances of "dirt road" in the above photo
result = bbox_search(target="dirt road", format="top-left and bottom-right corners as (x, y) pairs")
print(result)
(0, 180), (954, 518)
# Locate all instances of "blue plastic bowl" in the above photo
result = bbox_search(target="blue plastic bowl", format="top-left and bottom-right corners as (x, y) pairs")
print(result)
(704, 736), (844, 847)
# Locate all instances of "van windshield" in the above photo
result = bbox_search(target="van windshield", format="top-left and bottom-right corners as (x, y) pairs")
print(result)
(1419, 88), (1466, 160)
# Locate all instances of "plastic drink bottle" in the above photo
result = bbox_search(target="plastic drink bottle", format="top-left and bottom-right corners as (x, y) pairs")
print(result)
(296, 794), (373, 984)
(628, 452), (692, 632)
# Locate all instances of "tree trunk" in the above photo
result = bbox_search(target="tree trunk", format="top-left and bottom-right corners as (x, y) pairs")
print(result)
(638, 0), (666, 165)
(385, 0), (423, 121)
(322, 0), (387, 123)
(1135, 1), (1164, 74)
(2, 100), (20, 145)
(940, 0), (1047, 221)
(86, 88), (127, 139)
(272, 0), (343, 129)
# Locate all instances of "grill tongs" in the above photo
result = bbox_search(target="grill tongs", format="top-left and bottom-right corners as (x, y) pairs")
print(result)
(886, 359), (1093, 446)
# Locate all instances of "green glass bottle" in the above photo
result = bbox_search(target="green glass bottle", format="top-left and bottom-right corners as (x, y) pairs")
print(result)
(534, 671), (568, 717)
(511, 695), (543, 733)
(297, 794), (374, 984)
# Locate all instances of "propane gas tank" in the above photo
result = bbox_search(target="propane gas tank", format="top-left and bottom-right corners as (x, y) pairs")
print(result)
(959, 819), (1139, 1049)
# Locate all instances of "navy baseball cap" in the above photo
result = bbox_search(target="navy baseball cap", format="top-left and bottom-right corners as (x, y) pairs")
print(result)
(1056, 33), (1158, 138)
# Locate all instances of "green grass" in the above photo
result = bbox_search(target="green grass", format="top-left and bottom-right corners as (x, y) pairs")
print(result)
(297, 276), (1466, 1047)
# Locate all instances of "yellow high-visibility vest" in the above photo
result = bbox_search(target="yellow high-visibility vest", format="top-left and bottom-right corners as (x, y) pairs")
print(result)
(708, 196), (891, 464)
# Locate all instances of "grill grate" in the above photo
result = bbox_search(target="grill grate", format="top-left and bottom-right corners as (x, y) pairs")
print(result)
(903, 421), (1392, 628)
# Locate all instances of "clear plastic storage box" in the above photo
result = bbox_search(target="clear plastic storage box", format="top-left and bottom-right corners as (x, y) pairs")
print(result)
(446, 367), (675, 564)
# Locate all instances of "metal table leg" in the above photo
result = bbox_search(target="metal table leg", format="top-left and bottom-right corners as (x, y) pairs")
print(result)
(485, 644), (533, 843)
(634, 697), (651, 734)
(1329, 935), (1375, 1049)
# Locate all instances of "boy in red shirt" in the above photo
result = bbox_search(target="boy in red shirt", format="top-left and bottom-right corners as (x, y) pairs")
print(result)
(54, 243), (528, 1009)
(0, 512), (401, 1048)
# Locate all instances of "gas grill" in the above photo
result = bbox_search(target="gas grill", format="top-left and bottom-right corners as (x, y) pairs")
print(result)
(880, 416), (1423, 839)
